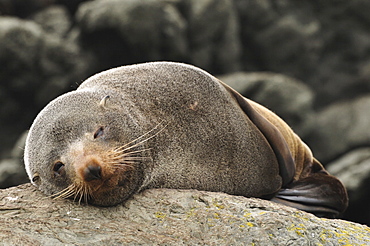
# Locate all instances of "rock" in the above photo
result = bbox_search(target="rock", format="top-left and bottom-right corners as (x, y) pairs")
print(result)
(183, 0), (241, 73)
(76, 0), (187, 72)
(0, 0), (56, 17)
(76, 0), (241, 74)
(327, 148), (370, 226)
(219, 72), (314, 136)
(0, 16), (91, 156)
(9, 131), (28, 159)
(1, 0), (370, 233)
(57, 0), (89, 15)
(0, 17), (44, 153)
(234, 0), (322, 75)
(234, 0), (370, 107)
(0, 184), (369, 245)
(307, 95), (370, 163)
(0, 131), (28, 188)
(0, 159), (28, 189)
(31, 5), (72, 38)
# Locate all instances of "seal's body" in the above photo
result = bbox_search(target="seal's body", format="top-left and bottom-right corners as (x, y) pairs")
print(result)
(24, 62), (348, 217)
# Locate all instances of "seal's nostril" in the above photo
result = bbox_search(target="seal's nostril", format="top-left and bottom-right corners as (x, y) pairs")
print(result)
(84, 164), (102, 181)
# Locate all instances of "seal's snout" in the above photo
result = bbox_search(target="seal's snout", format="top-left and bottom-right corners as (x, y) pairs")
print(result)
(75, 155), (104, 182)
(84, 164), (102, 181)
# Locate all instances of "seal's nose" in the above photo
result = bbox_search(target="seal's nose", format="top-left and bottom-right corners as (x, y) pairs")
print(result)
(84, 164), (102, 181)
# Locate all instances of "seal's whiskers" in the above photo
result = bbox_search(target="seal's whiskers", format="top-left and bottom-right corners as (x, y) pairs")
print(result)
(106, 122), (168, 170)
(113, 163), (136, 169)
(114, 122), (167, 154)
(52, 183), (92, 205)
(119, 148), (153, 156)
(74, 185), (83, 204)
(51, 184), (76, 200)
(74, 183), (90, 205)
(115, 122), (165, 151)
(107, 148), (152, 168)
(121, 156), (150, 160)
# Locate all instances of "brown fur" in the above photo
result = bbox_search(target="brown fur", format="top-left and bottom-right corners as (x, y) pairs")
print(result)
(24, 62), (348, 216)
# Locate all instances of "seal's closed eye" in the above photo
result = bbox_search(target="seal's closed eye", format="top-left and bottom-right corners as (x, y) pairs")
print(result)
(53, 161), (65, 177)
(94, 126), (105, 139)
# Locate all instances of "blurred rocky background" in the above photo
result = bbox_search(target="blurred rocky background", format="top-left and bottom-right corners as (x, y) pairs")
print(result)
(0, 0), (369, 227)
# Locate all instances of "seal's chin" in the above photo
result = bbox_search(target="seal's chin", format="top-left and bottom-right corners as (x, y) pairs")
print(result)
(50, 172), (135, 206)
(87, 186), (131, 207)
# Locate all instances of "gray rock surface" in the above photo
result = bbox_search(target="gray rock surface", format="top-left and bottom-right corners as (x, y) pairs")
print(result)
(0, 16), (90, 156)
(0, 159), (28, 189)
(184, 0), (241, 73)
(327, 148), (370, 227)
(0, 132), (28, 188)
(76, 0), (241, 74)
(307, 95), (370, 163)
(234, 0), (370, 106)
(1, 0), (370, 228)
(0, 184), (369, 245)
(219, 72), (314, 136)
(31, 5), (72, 38)
(76, 0), (188, 71)
(0, 0), (56, 17)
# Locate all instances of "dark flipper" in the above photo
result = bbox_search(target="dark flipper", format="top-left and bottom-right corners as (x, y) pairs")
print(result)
(272, 160), (349, 218)
(221, 82), (295, 186)
(221, 82), (348, 218)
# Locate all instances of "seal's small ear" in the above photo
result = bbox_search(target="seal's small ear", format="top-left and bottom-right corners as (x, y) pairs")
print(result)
(32, 172), (40, 185)
(99, 95), (110, 108)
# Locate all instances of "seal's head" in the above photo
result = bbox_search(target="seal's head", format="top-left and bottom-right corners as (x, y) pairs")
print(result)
(24, 91), (148, 206)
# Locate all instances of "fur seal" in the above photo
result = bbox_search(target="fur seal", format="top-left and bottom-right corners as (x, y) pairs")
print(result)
(24, 62), (348, 218)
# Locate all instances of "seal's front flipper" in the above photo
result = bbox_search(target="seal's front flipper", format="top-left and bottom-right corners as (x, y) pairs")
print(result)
(271, 170), (349, 218)
(220, 81), (296, 186)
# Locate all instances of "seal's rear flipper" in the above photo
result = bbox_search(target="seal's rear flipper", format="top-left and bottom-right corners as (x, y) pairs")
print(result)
(271, 171), (349, 218)
(219, 81), (348, 218)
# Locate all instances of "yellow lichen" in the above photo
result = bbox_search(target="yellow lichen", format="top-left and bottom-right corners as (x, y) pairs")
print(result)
(186, 208), (196, 218)
(154, 211), (166, 219)
(211, 199), (225, 210)
(243, 212), (252, 218)
(287, 223), (306, 237)
(318, 222), (370, 245)
(213, 212), (220, 220)
(246, 222), (254, 227)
